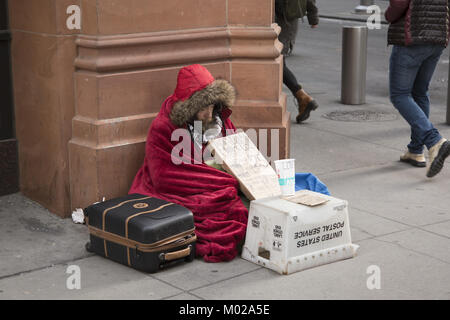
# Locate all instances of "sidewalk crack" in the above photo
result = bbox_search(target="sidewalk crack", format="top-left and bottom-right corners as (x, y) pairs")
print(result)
(0, 253), (95, 281)
(371, 238), (450, 266)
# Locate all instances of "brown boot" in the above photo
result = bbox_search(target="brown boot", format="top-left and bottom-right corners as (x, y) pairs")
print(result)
(295, 89), (319, 123)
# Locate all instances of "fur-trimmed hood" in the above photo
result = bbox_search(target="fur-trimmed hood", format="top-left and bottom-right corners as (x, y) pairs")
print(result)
(169, 64), (236, 127)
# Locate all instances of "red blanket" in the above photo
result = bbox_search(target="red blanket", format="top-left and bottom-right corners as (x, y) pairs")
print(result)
(129, 65), (248, 262)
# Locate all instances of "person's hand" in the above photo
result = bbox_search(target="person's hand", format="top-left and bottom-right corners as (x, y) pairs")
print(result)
(311, 24), (318, 29)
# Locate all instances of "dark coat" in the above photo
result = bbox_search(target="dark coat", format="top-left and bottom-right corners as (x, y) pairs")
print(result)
(275, 0), (319, 55)
(385, 0), (450, 46)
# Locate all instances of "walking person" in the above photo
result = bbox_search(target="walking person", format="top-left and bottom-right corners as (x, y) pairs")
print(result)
(275, 0), (320, 123)
(386, 0), (450, 178)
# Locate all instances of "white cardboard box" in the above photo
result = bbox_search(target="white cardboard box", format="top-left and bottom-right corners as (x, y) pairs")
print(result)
(241, 191), (359, 275)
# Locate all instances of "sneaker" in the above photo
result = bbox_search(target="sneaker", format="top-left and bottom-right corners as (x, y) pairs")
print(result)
(426, 138), (450, 178)
(400, 151), (426, 167)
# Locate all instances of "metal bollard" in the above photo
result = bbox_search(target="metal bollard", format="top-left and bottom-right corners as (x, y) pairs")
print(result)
(341, 26), (368, 105)
(355, 0), (375, 14)
(447, 52), (450, 125)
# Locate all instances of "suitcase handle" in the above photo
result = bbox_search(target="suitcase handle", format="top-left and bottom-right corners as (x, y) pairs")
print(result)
(159, 245), (192, 262)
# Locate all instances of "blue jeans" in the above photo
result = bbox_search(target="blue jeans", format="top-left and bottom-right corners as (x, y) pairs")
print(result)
(389, 44), (444, 154)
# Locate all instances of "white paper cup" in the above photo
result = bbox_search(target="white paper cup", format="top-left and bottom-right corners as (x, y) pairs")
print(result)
(274, 159), (295, 196)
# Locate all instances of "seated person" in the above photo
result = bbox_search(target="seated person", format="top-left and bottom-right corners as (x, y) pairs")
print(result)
(129, 64), (248, 263)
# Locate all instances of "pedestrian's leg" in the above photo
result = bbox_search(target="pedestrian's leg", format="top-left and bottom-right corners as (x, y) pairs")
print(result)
(407, 67), (432, 154)
(412, 46), (450, 178)
(283, 58), (302, 95)
(389, 45), (436, 154)
(283, 58), (319, 123)
(411, 46), (444, 150)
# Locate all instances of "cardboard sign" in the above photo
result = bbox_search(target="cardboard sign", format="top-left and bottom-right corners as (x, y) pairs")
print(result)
(208, 132), (281, 200)
(282, 190), (329, 207)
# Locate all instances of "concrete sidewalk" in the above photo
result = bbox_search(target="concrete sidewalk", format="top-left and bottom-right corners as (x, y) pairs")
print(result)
(1, 5), (450, 300)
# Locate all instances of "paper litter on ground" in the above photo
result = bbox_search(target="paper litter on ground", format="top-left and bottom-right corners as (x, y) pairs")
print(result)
(71, 208), (85, 224)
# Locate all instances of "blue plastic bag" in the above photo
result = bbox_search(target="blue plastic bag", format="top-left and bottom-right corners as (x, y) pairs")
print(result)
(295, 173), (330, 196)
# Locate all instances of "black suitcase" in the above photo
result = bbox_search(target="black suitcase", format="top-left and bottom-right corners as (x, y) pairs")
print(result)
(84, 193), (196, 273)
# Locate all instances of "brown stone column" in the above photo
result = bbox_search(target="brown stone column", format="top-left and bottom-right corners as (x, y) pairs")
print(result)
(8, 0), (80, 216)
(227, 0), (290, 162)
(10, 0), (290, 216)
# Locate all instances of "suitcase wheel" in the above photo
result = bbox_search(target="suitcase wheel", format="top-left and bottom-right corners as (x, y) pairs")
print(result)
(85, 241), (93, 253)
(185, 245), (195, 262)
(185, 251), (195, 262)
(147, 264), (161, 274)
